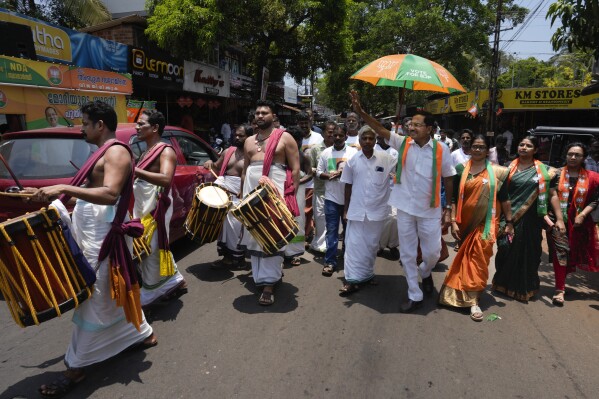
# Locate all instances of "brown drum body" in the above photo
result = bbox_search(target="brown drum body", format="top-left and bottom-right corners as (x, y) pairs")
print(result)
(0, 208), (93, 327)
(184, 182), (230, 245)
(231, 184), (299, 255)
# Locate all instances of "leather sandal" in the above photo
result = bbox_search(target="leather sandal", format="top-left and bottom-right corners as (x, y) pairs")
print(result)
(552, 290), (565, 307)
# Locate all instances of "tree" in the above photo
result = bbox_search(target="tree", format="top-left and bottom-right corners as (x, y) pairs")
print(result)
(318, 0), (527, 115)
(547, 0), (599, 57)
(145, 0), (352, 98)
(1, 0), (111, 29)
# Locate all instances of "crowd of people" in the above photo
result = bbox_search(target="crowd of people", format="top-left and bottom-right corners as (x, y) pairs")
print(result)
(16, 93), (599, 397)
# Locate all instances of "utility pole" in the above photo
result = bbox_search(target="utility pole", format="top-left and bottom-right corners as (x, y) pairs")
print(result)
(487, 0), (503, 136)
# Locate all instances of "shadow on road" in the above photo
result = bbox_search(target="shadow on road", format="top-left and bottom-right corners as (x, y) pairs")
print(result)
(1, 348), (153, 399)
(143, 299), (184, 323)
(170, 237), (203, 262)
(186, 262), (235, 282)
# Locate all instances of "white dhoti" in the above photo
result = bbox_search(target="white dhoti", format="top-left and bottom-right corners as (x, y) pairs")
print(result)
(309, 192), (326, 253)
(284, 181), (306, 258)
(344, 218), (385, 284)
(241, 162), (286, 286)
(378, 206), (399, 250)
(133, 179), (184, 306)
(64, 199), (152, 368)
(214, 176), (244, 262)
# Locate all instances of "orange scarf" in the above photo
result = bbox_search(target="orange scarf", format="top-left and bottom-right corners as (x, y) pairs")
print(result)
(558, 167), (589, 223)
(456, 160), (497, 239)
(395, 137), (443, 207)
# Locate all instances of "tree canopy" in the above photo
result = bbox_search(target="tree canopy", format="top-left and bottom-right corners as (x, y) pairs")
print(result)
(547, 0), (599, 57)
(145, 0), (352, 96)
(0, 0), (111, 29)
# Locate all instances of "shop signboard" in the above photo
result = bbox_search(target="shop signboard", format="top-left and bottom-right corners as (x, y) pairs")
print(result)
(284, 86), (298, 104)
(0, 85), (127, 129)
(424, 87), (599, 114)
(0, 8), (129, 73)
(126, 99), (157, 123)
(130, 47), (183, 90)
(183, 60), (230, 98)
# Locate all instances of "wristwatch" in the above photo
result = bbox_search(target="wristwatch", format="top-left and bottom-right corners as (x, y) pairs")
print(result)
(444, 205), (452, 210)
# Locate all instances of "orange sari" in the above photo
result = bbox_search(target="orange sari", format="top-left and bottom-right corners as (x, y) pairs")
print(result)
(439, 164), (508, 307)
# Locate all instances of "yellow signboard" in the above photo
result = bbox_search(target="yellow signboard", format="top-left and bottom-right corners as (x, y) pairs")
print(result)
(424, 87), (599, 114)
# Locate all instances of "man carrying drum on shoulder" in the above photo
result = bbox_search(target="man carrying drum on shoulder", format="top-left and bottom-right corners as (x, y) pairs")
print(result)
(24, 101), (155, 398)
(240, 100), (300, 306)
(204, 123), (254, 269)
(133, 109), (188, 306)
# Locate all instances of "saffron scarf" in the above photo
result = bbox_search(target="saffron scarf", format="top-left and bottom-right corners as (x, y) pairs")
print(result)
(136, 142), (175, 277)
(395, 137), (443, 208)
(507, 159), (551, 216)
(456, 159), (497, 240)
(218, 146), (237, 177)
(59, 139), (144, 331)
(557, 167), (589, 223)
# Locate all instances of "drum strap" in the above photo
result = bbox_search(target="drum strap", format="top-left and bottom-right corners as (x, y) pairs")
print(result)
(262, 129), (299, 217)
(219, 147), (237, 177)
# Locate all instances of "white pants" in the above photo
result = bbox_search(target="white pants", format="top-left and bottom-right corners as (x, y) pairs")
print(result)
(379, 207), (399, 249)
(309, 193), (326, 253)
(251, 255), (283, 286)
(396, 209), (441, 302)
(344, 218), (384, 284)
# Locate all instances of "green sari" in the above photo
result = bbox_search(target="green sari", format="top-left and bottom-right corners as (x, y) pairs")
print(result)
(492, 166), (556, 302)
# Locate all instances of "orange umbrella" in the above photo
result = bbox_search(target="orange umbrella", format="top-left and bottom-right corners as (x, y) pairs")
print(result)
(351, 54), (466, 94)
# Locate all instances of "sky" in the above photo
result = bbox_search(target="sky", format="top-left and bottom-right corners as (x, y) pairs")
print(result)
(498, 0), (560, 61)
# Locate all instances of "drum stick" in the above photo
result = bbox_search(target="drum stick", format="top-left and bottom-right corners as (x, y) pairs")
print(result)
(0, 191), (34, 198)
(209, 168), (219, 180)
(0, 153), (24, 190)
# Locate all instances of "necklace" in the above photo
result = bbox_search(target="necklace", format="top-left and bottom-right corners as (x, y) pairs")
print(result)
(254, 131), (272, 152)
(140, 142), (160, 161)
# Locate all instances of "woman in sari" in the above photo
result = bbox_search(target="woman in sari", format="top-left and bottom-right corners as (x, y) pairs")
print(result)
(547, 142), (599, 306)
(492, 136), (558, 302)
(439, 134), (513, 321)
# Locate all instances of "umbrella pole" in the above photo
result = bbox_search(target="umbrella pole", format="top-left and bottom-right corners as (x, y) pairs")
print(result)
(396, 87), (405, 125)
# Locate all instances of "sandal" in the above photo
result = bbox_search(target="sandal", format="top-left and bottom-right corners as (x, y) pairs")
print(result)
(259, 290), (274, 306)
(160, 281), (188, 302)
(339, 283), (360, 297)
(470, 305), (484, 322)
(552, 290), (565, 307)
(39, 369), (85, 398)
(322, 265), (334, 277)
(290, 257), (301, 266)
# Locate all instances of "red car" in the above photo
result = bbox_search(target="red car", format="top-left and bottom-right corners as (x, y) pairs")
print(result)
(0, 124), (218, 241)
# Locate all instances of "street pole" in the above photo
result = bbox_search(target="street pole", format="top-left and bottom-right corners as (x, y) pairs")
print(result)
(487, 0), (503, 136)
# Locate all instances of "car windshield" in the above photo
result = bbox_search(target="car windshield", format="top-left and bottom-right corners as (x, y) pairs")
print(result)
(0, 137), (96, 179)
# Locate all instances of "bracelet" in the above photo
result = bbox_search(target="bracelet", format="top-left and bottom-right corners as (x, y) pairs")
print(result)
(451, 219), (456, 222)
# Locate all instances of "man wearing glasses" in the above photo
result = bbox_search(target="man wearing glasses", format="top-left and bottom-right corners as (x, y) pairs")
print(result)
(350, 90), (456, 312)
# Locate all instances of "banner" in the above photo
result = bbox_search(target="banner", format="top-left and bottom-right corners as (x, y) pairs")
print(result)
(0, 55), (132, 94)
(183, 60), (230, 98)
(131, 47), (184, 90)
(424, 87), (599, 114)
(126, 99), (157, 123)
(0, 8), (128, 73)
(0, 85), (127, 129)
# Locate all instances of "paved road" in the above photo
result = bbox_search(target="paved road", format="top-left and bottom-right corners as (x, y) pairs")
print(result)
(2, 235), (599, 399)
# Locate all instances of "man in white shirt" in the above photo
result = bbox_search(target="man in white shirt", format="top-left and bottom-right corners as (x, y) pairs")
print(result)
(316, 127), (358, 276)
(502, 129), (513, 154)
(299, 111), (324, 246)
(451, 129), (473, 166)
(344, 112), (361, 149)
(220, 121), (232, 144)
(338, 126), (396, 295)
(351, 90), (456, 313)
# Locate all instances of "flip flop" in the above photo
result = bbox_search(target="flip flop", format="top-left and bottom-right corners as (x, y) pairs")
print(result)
(470, 305), (483, 322)
(39, 370), (85, 398)
(259, 291), (274, 306)
(339, 283), (360, 297)
(322, 266), (334, 277)
(552, 290), (565, 307)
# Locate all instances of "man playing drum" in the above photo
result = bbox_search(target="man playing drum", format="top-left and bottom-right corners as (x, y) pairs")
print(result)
(204, 123), (254, 268)
(240, 100), (300, 306)
(26, 101), (155, 398)
(133, 110), (188, 305)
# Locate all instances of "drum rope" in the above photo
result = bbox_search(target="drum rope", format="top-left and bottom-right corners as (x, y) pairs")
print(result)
(0, 259), (26, 327)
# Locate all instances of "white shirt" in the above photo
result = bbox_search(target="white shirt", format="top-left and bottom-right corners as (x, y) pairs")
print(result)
(317, 145), (358, 205)
(302, 131), (323, 189)
(374, 144), (399, 161)
(341, 150), (396, 221)
(502, 130), (513, 153)
(345, 135), (361, 149)
(451, 147), (470, 166)
(387, 133), (456, 219)
(221, 123), (231, 140)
